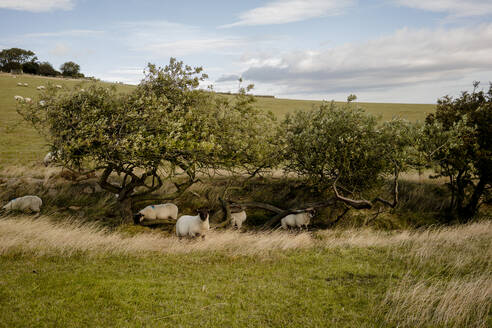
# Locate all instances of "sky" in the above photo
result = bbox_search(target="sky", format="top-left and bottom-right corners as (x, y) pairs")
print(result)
(0, 0), (491, 103)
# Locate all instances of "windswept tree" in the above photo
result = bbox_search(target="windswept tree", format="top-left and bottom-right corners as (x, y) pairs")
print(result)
(421, 82), (491, 221)
(18, 58), (278, 223)
(281, 101), (417, 210)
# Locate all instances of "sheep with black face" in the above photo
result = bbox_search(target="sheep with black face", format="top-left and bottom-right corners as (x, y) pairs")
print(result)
(175, 209), (210, 239)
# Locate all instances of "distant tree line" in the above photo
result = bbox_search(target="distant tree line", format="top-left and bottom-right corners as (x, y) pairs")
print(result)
(0, 47), (84, 78)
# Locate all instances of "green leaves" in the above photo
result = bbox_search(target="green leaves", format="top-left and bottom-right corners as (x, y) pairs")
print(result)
(282, 101), (417, 193)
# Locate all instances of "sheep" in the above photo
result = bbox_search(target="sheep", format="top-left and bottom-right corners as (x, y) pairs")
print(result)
(39, 100), (46, 106)
(56, 85), (62, 89)
(176, 209), (210, 239)
(36, 86), (46, 90)
(133, 203), (178, 223)
(280, 210), (315, 230)
(24, 97), (32, 103)
(230, 210), (247, 229)
(2, 195), (42, 213)
(23, 83), (28, 87)
(43, 151), (59, 166)
(14, 95), (24, 101)
(17, 82), (22, 86)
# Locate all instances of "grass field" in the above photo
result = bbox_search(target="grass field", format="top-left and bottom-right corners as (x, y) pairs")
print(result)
(0, 73), (134, 166)
(0, 217), (490, 327)
(0, 73), (434, 167)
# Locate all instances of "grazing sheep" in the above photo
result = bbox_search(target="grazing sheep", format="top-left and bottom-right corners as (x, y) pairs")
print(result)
(134, 203), (178, 223)
(39, 100), (46, 106)
(176, 209), (210, 239)
(56, 85), (62, 89)
(36, 86), (46, 90)
(281, 210), (314, 230)
(17, 82), (22, 86)
(24, 97), (32, 103)
(2, 195), (42, 213)
(14, 95), (24, 101)
(23, 83), (28, 87)
(43, 151), (58, 166)
(230, 210), (247, 229)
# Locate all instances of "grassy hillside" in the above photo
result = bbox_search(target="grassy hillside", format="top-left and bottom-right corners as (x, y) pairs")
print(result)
(252, 97), (435, 122)
(0, 217), (490, 327)
(0, 73), (134, 167)
(0, 73), (434, 167)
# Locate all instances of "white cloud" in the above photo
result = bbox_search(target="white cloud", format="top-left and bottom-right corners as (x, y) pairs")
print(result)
(24, 29), (103, 38)
(49, 43), (70, 56)
(0, 0), (74, 12)
(239, 24), (492, 101)
(117, 21), (276, 58)
(393, 0), (492, 17)
(221, 0), (354, 28)
(146, 38), (248, 56)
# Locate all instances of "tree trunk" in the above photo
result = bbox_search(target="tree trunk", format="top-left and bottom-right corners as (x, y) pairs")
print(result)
(460, 177), (488, 222)
(118, 198), (134, 224)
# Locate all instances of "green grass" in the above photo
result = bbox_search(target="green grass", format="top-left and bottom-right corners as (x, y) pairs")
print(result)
(0, 73), (434, 166)
(0, 218), (490, 328)
(252, 97), (435, 122)
(0, 73), (134, 167)
(0, 248), (397, 327)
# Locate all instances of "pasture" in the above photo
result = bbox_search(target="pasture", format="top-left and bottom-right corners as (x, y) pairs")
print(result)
(0, 217), (490, 327)
(0, 73), (434, 167)
(1, 72), (489, 328)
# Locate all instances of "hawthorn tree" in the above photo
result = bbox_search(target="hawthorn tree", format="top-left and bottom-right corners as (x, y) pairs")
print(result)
(18, 58), (278, 223)
(421, 82), (491, 221)
(281, 100), (417, 211)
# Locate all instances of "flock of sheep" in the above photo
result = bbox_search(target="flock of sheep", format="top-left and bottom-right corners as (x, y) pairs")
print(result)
(13, 83), (62, 104)
(1, 193), (314, 238)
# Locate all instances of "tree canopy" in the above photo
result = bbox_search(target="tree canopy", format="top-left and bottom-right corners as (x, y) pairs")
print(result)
(421, 82), (491, 220)
(18, 58), (278, 223)
(0, 47), (37, 72)
(60, 61), (81, 77)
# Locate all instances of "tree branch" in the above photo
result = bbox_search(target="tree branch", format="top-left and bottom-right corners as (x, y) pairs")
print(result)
(332, 175), (373, 210)
(98, 166), (121, 194)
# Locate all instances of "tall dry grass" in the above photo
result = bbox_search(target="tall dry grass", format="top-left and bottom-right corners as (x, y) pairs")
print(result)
(1, 216), (490, 326)
(383, 275), (492, 328)
(0, 216), (313, 257)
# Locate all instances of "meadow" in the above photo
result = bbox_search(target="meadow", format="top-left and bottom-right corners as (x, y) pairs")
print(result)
(1, 73), (490, 327)
(0, 217), (490, 327)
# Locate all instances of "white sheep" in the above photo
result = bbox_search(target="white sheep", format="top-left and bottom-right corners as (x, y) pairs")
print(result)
(23, 83), (28, 87)
(176, 209), (210, 238)
(39, 100), (46, 106)
(17, 82), (22, 86)
(280, 210), (314, 230)
(230, 210), (247, 229)
(56, 85), (62, 89)
(14, 95), (24, 101)
(134, 203), (178, 223)
(37, 86), (46, 90)
(2, 195), (42, 213)
(43, 151), (59, 166)
(24, 97), (32, 103)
